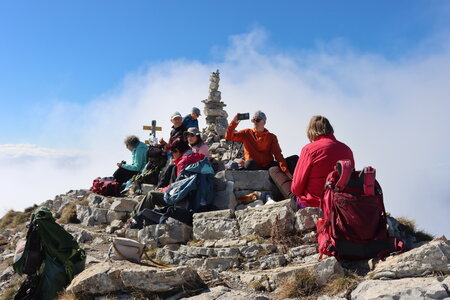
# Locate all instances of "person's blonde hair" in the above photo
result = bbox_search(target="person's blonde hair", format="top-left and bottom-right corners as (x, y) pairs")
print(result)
(307, 115), (334, 142)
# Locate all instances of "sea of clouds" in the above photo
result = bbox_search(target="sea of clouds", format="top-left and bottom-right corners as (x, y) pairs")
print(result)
(1, 28), (449, 237)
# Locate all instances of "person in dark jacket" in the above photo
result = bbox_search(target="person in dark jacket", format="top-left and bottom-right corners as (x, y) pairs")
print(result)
(182, 107), (201, 129)
(160, 111), (187, 148)
(113, 135), (148, 186)
(270, 116), (354, 208)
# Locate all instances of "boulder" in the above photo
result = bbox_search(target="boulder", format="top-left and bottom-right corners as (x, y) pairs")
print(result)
(224, 170), (273, 191)
(76, 205), (93, 226)
(239, 257), (344, 291)
(67, 260), (205, 296)
(138, 219), (192, 246)
(106, 210), (127, 223)
(370, 239), (450, 279)
(294, 207), (321, 232)
(212, 181), (237, 210)
(92, 208), (108, 224)
(235, 199), (296, 237)
(87, 194), (105, 207)
(181, 285), (270, 300)
(351, 276), (450, 300)
(110, 198), (137, 213)
(200, 257), (240, 271)
(193, 209), (240, 240)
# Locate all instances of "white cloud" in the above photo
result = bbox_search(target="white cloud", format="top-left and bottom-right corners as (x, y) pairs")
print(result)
(1, 28), (449, 237)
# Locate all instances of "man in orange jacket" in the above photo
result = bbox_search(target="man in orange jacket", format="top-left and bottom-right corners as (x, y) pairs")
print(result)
(225, 110), (292, 178)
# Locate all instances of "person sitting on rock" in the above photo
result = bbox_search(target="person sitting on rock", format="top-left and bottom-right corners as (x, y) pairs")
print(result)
(291, 115), (354, 208)
(182, 107), (201, 129)
(133, 139), (206, 214)
(225, 110), (291, 177)
(159, 111), (187, 149)
(184, 127), (210, 158)
(113, 135), (148, 186)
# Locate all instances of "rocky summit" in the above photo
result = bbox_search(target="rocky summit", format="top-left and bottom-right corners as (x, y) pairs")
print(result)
(1, 175), (449, 300)
(1, 71), (449, 299)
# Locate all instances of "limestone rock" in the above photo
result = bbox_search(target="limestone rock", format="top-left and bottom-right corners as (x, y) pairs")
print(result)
(225, 170), (273, 191)
(110, 198), (137, 213)
(351, 276), (450, 300)
(193, 209), (240, 240)
(181, 285), (269, 300)
(201, 257), (240, 271)
(67, 260), (205, 296)
(370, 239), (450, 279)
(212, 181), (237, 210)
(106, 210), (127, 223)
(87, 193), (105, 207)
(235, 199), (296, 237)
(287, 245), (317, 261)
(138, 219), (192, 246)
(295, 207), (321, 232)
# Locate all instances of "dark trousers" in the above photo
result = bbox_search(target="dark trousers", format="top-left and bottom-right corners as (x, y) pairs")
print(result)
(157, 164), (177, 188)
(244, 160), (279, 171)
(133, 191), (166, 216)
(268, 155), (299, 200)
(113, 167), (139, 186)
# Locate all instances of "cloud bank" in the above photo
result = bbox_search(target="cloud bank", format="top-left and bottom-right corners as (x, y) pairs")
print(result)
(1, 28), (449, 237)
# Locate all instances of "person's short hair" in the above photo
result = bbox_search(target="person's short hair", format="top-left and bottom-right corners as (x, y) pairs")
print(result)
(124, 135), (140, 148)
(307, 115), (334, 142)
(253, 110), (267, 122)
(169, 138), (190, 154)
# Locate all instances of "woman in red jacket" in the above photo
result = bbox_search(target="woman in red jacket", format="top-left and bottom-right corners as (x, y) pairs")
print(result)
(291, 116), (354, 208)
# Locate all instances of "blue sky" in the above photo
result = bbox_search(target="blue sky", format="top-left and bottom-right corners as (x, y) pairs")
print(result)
(1, 0), (448, 143)
(1, 1), (449, 236)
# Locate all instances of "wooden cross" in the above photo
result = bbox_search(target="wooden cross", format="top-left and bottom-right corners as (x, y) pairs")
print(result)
(143, 120), (162, 144)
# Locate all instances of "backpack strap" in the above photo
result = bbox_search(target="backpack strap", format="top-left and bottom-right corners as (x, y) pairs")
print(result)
(335, 160), (353, 192)
(363, 166), (376, 196)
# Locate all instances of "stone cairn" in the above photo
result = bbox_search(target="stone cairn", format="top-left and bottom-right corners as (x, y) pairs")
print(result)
(201, 69), (243, 165)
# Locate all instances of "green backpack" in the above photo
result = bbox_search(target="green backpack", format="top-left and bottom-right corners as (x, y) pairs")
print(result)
(13, 206), (86, 300)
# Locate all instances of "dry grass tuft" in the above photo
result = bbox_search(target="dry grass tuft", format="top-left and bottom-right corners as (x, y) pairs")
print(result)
(397, 216), (434, 242)
(270, 215), (303, 253)
(0, 205), (36, 233)
(57, 203), (79, 224)
(249, 275), (269, 291)
(276, 269), (321, 300)
(187, 239), (205, 247)
(0, 277), (24, 300)
(322, 272), (362, 296)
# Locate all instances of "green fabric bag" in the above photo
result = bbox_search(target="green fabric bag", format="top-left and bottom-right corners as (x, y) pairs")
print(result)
(13, 206), (86, 300)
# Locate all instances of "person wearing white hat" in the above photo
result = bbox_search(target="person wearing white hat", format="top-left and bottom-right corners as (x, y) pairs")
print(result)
(159, 111), (187, 148)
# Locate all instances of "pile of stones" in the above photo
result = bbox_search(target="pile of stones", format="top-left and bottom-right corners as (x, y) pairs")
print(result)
(201, 69), (243, 165)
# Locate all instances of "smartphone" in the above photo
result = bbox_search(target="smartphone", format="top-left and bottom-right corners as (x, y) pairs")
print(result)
(237, 113), (250, 120)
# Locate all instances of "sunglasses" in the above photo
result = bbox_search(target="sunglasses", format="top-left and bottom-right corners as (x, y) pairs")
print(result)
(252, 118), (262, 123)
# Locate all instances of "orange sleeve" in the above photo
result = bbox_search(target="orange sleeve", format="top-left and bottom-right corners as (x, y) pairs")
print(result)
(271, 135), (288, 173)
(225, 120), (246, 143)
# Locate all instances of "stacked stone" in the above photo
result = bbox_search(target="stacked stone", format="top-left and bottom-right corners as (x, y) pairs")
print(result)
(201, 69), (243, 164)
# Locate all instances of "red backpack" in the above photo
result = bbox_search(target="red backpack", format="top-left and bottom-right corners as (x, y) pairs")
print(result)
(90, 177), (120, 196)
(316, 160), (403, 260)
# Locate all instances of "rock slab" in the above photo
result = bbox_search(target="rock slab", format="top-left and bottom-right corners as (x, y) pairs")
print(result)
(67, 260), (205, 296)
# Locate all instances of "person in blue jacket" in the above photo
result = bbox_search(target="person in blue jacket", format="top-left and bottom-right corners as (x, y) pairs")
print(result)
(113, 135), (148, 186)
(182, 107), (201, 129)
